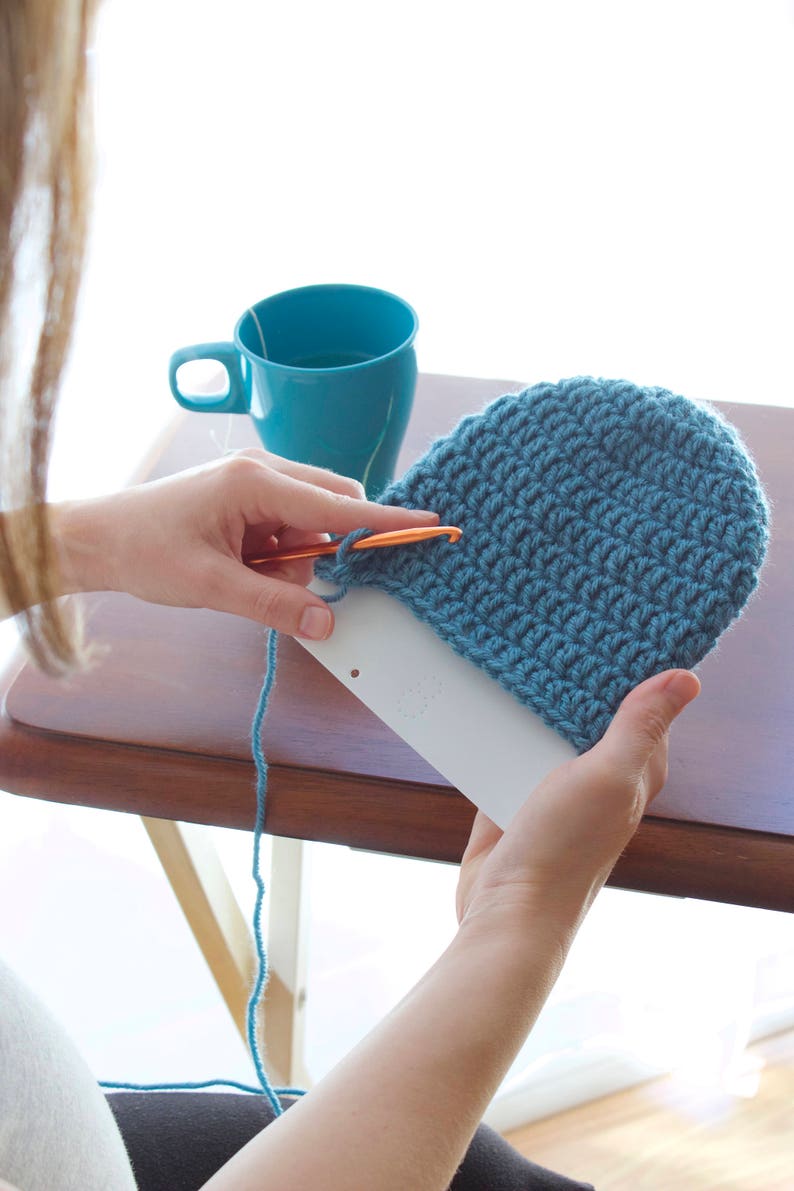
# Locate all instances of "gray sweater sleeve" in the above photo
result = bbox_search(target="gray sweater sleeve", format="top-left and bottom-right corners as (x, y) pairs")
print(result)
(0, 958), (137, 1191)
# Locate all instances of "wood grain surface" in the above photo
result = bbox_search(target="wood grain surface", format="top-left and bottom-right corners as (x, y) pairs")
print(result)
(505, 1028), (794, 1190)
(1, 374), (791, 911)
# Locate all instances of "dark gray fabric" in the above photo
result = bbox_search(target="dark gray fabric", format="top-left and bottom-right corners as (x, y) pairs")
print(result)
(107, 1092), (595, 1191)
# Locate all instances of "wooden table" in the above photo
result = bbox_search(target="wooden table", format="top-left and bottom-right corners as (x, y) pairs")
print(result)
(1, 374), (792, 912)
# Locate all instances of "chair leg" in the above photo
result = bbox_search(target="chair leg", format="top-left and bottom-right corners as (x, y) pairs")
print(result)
(265, 835), (311, 1090)
(141, 818), (311, 1089)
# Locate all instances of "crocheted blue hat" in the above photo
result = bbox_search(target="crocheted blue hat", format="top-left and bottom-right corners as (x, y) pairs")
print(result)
(317, 377), (769, 752)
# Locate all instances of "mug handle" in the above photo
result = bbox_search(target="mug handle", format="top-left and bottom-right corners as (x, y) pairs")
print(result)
(168, 342), (249, 414)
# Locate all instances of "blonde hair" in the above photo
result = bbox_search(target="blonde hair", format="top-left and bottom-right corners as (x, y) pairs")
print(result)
(0, 0), (98, 673)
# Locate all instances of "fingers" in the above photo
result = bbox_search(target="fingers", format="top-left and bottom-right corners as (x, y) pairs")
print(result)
(457, 670), (702, 935)
(241, 525), (327, 586)
(461, 810), (503, 865)
(269, 469), (439, 535)
(594, 669), (701, 789)
(235, 449), (367, 499)
(189, 450), (438, 636)
(224, 455), (438, 536)
(206, 557), (334, 639)
(247, 555), (317, 588)
(496, 670), (700, 871)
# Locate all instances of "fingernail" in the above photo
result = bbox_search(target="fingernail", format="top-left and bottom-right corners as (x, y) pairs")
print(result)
(298, 606), (332, 641)
(662, 670), (701, 705)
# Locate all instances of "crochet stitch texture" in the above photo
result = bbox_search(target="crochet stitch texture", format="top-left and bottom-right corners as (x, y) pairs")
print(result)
(317, 377), (769, 752)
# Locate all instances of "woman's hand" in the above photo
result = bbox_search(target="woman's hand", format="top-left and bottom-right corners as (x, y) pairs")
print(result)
(53, 449), (437, 639)
(202, 673), (701, 1191)
(457, 668), (701, 946)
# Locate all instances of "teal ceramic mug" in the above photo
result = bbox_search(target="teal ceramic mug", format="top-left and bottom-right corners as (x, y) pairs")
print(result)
(168, 283), (418, 498)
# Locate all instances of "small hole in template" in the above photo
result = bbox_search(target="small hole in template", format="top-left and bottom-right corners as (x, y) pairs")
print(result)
(350, 668), (360, 678)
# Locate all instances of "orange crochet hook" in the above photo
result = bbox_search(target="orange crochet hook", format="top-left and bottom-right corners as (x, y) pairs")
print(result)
(245, 525), (462, 566)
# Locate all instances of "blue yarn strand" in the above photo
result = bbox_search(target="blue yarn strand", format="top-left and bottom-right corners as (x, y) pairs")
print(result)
(245, 627), (285, 1116)
(319, 527), (372, 603)
(101, 628), (305, 1108)
(101, 1079), (269, 1095)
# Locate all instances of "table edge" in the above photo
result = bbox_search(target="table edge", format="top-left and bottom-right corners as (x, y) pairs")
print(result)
(0, 708), (791, 913)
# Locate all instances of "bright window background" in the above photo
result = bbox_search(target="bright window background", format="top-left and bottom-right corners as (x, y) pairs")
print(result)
(1, 0), (792, 1131)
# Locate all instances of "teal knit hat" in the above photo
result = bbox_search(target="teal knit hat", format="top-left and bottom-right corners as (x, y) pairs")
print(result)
(317, 377), (769, 752)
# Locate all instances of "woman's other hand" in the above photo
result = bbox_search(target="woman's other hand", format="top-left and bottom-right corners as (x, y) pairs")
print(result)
(53, 449), (437, 639)
(201, 671), (700, 1191)
(457, 669), (701, 947)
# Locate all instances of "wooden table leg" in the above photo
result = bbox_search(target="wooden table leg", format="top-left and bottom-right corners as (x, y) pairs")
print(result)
(265, 835), (311, 1090)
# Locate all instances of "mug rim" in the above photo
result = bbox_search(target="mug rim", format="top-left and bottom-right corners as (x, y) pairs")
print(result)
(233, 283), (418, 372)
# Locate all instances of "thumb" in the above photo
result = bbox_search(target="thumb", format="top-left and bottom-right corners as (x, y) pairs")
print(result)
(206, 557), (334, 639)
(595, 668), (701, 781)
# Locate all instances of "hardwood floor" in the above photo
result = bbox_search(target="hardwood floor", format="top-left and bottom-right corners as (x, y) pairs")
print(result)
(504, 1030), (794, 1190)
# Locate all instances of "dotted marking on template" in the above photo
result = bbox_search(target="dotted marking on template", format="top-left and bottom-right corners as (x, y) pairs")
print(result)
(397, 675), (444, 720)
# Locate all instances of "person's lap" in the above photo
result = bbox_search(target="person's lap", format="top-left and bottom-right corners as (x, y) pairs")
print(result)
(107, 1091), (595, 1191)
(1, 957), (594, 1191)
